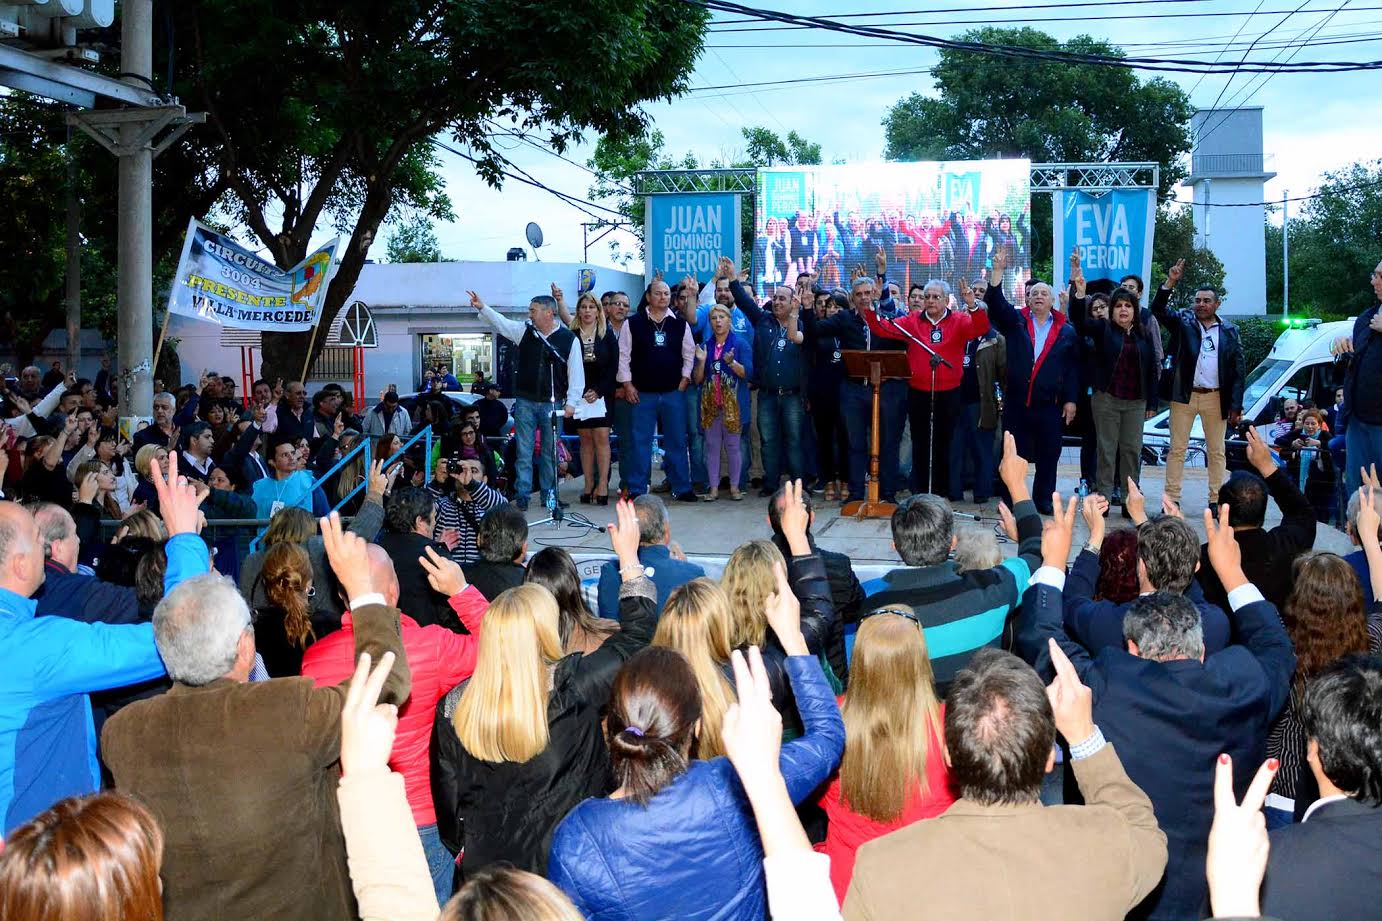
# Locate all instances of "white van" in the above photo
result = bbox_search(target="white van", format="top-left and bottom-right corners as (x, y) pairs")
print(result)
(1142, 318), (1352, 468)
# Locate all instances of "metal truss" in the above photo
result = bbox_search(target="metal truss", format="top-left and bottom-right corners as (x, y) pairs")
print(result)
(633, 162), (1160, 196)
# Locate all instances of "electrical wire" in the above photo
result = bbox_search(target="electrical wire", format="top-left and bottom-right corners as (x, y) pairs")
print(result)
(1160, 172), (1382, 207)
(1196, 0), (1312, 125)
(707, 0), (1222, 24)
(430, 139), (629, 222)
(1184, 0), (1269, 99)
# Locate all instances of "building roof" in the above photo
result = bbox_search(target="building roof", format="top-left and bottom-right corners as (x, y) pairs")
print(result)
(344, 260), (644, 311)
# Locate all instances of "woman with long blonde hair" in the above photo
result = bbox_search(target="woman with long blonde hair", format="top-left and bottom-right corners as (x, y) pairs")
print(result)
(568, 291), (618, 505)
(254, 541), (317, 677)
(818, 606), (954, 902)
(652, 578), (737, 757)
(431, 500), (655, 886)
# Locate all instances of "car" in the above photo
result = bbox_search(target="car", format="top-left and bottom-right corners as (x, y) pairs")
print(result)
(396, 389), (482, 413)
(1142, 318), (1351, 470)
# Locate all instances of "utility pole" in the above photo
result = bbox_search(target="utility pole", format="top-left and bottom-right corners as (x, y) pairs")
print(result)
(1282, 189), (1290, 321)
(65, 132), (81, 374)
(116, 0), (153, 419)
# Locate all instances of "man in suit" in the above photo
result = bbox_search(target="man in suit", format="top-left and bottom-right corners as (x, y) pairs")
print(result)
(985, 249), (1081, 514)
(1018, 496), (1296, 921)
(1150, 259), (1246, 506)
(1337, 258), (1382, 498)
(1260, 653), (1382, 921)
(844, 645), (1167, 921)
(1066, 498), (1232, 655)
(596, 494), (703, 620)
(1195, 427), (1317, 613)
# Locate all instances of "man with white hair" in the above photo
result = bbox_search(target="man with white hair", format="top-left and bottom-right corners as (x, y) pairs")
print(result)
(0, 456), (207, 835)
(864, 278), (990, 497)
(132, 390), (178, 452)
(985, 249), (1081, 514)
(101, 512), (411, 921)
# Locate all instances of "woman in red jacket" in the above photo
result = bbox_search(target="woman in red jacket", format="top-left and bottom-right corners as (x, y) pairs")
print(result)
(818, 605), (955, 902)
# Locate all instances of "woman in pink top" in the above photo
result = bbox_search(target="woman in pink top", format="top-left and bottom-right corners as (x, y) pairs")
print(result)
(818, 605), (955, 902)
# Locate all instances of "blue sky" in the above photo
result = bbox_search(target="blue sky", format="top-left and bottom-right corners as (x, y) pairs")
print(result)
(411, 0), (1382, 270)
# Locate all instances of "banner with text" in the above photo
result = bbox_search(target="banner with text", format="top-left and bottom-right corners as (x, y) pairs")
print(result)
(753, 160), (1032, 296)
(645, 192), (741, 285)
(167, 219), (340, 332)
(1052, 188), (1156, 295)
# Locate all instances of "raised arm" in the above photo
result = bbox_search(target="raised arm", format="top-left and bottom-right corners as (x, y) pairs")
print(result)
(571, 501), (656, 703)
(1149, 258), (1182, 328)
(777, 481), (836, 655)
(1246, 427), (1316, 550)
(467, 290), (526, 345)
(1015, 494), (1097, 681)
(729, 278), (766, 327)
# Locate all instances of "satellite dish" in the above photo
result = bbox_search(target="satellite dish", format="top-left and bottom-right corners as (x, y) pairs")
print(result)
(525, 222), (545, 260)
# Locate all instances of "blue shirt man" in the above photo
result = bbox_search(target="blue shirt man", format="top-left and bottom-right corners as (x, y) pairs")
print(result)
(595, 495), (704, 619)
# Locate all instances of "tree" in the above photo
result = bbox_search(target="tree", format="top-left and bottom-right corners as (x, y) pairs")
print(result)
(882, 27), (1193, 283)
(386, 214), (444, 264)
(1149, 206), (1226, 314)
(150, 0), (708, 383)
(1265, 160), (1382, 318)
(587, 124), (822, 266)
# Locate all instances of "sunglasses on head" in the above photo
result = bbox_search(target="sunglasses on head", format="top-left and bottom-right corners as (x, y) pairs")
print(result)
(859, 607), (924, 630)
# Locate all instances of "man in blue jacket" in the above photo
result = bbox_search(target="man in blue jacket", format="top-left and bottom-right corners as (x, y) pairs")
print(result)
(986, 248), (1081, 514)
(596, 494), (704, 620)
(1018, 494), (1295, 921)
(0, 455), (209, 834)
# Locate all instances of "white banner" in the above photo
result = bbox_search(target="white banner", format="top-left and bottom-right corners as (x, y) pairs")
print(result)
(167, 218), (339, 332)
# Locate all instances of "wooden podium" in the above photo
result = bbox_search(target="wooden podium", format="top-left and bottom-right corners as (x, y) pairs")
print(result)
(840, 350), (911, 519)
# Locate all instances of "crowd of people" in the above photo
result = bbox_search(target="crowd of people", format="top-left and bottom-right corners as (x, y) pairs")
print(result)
(0, 253), (1379, 921)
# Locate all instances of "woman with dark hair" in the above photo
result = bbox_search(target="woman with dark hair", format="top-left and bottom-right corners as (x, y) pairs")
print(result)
(548, 586), (845, 920)
(1095, 528), (1141, 604)
(0, 791), (164, 921)
(66, 427), (136, 512)
(1265, 513), (1382, 826)
(254, 541), (319, 677)
(1275, 408), (1335, 522)
(1068, 254), (1160, 508)
(525, 547), (619, 656)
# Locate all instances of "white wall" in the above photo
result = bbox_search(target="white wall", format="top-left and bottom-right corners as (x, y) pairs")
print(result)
(1190, 178), (1269, 315)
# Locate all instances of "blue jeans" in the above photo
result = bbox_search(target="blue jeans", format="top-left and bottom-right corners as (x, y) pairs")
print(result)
(840, 379), (906, 499)
(610, 394), (635, 489)
(512, 397), (557, 502)
(758, 389), (806, 489)
(1346, 419), (1382, 498)
(949, 402), (996, 501)
(418, 822), (456, 904)
(630, 389), (690, 496)
(683, 383), (708, 489)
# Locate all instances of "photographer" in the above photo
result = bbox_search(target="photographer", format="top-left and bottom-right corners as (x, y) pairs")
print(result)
(428, 456), (504, 565)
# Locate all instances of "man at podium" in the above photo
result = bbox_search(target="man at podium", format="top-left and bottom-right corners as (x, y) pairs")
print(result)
(863, 280), (990, 497)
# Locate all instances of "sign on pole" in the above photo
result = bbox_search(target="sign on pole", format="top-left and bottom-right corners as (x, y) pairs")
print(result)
(1052, 188), (1156, 295)
(166, 218), (340, 332)
(645, 192), (741, 285)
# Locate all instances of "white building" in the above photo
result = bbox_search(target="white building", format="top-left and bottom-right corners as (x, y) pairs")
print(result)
(1182, 107), (1275, 315)
(171, 260), (645, 397)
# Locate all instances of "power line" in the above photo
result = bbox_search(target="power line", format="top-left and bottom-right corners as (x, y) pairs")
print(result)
(687, 0), (1382, 73)
(482, 120), (631, 192)
(1162, 172), (1382, 207)
(1184, 0), (1269, 99)
(1196, 0), (1308, 119)
(708, 0), (1221, 24)
(430, 139), (629, 222)
(705, 31), (1382, 51)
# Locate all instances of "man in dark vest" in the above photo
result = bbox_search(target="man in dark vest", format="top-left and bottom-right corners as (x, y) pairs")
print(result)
(616, 278), (698, 501)
(469, 290), (584, 511)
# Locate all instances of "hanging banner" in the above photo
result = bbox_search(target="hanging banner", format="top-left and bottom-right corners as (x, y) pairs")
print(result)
(753, 160), (1032, 296)
(645, 192), (741, 285)
(1052, 188), (1156, 295)
(167, 218), (340, 332)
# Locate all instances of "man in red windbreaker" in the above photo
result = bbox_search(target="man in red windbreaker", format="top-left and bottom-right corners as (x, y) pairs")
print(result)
(865, 280), (990, 496)
(301, 542), (487, 905)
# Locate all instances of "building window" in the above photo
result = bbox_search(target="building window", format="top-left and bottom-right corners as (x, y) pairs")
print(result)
(306, 347), (356, 381)
(419, 333), (494, 389)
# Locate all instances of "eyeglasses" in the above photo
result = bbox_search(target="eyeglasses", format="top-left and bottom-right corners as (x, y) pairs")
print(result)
(859, 607), (925, 631)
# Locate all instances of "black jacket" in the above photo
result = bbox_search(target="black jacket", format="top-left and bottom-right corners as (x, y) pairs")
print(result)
(771, 533), (863, 683)
(1261, 796), (1382, 921)
(1196, 468), (1318, 615)
(430, 580), (655, 885)
(1068, 294), (1161, 411)
(1149, 285), (1246, 417)
(580, 328), (620, 400)
(376, 530), (464, 633)
(461, 559), (526, 602)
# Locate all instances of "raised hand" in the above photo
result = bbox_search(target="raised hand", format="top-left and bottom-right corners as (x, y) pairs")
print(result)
(465, 290), (485, 311)
(339, 651), (399, 777)
(997, 500), (1019, 541)
(763, 560), (807, 656)
(717, 256), (735, 280)
(366, 459), (389, 500)
(608, 498), (642, 572)
(1166, 258), (1185, 289)
(1068, 245), (1081, 274)
(959, 278), (976, 309)
(722, 646), (783, 791)
(1362, 463), (1381, 491)
(321, 511), (375, 601)
(1124, 476), (1148, 525)
(653, 268), (664, 284)
(550, 282), (564, 303)
(1245, 426), (1276, 477)
(438, 527), (460, 550)
(1161, 494), (1184, 519)
(777, 479), (811, 556)
(1071, 267), (1086, 299)
(77, 472), (100, 505)
(333, 413), (346, 439)
(1045, 638), (1093, 745)
(998, 432), (1031, 504)
(1041, 493), (1078, 569)
(419, 545), (467, 597)
(1081, 493), (1108, 547)
(1356, 485), (1379, 552)
(990, 245), (1009, 283)
(153, 451), (206, 538)
(873, 246), (886, 277)
(1206, 754), (1278, 919)
(1204, 503), (1246, 591)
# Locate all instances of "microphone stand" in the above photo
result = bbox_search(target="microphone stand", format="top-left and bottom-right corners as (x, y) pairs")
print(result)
(527, 324), (601, 535)
(881, 312), (954, 497)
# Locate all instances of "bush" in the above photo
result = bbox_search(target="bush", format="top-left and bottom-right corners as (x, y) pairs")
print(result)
(1234, 315), (1282, 372)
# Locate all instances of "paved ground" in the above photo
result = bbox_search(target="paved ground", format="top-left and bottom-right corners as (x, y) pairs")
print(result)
(521, 461), (1354, 566)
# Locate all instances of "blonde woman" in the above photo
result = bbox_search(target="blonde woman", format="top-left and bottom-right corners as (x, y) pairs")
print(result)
(567, 291), (619, 505)
(431, 500), (655, 885)
(719, 498), (837, 717)
(817, 607), (954, 902)
(652, 578), (737, 758)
